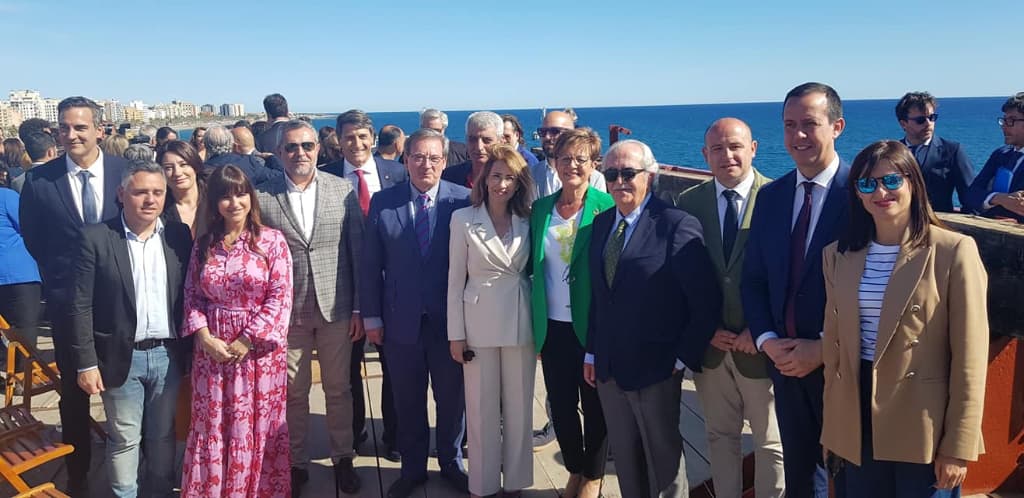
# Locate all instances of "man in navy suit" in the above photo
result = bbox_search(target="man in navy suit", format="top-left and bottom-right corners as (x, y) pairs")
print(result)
(321, 110), (406, 461)
(894, 92), (976, 213)
(361, 128), (471, 498)
(742, 82), (850, 498)
(203, 125), (281, 187)
(20, 96), (130, 496)
(966, 92), (1024, 222)
(583, 139), (720, 497)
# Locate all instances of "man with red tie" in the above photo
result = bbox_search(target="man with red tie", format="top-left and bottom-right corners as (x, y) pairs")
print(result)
(322, 110), (407, 462)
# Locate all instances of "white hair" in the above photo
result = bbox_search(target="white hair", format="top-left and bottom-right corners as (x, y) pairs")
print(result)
(465, 111), (504, 137)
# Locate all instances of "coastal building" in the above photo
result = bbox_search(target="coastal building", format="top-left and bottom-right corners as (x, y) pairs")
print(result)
(101, 99), (125, 122)
(40, 99), (58, 122)
(123, 107), (143, 123)
(219, 103), (244, 117)
(9, 90), (43, 120)
(200, 104), (216, 115)
(0, 101), (23, 130)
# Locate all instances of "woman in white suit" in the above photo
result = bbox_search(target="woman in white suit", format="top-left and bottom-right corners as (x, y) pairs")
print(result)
(448, 144), (536, 498)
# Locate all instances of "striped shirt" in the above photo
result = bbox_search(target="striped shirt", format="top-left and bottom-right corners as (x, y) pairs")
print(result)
(859, 242), (900, 361)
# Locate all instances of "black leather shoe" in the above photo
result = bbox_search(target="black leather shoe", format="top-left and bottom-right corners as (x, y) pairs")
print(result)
(439, 465), (469, 493)
(386, 476), (427, 498)
(334, 458), (361, 495)
(291, 467), (309, 497)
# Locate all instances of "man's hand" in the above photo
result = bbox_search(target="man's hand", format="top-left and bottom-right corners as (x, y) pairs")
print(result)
(761, 337), (797, 364)
(583, 363), (596, 387)
(733, 328), (758, 355)
(366, 327), (384, 346)
(349, 314), (365, 342)
(709, 329), (738, 352)
(450, 340), (467, 364)
(774, 338), (823, 378)
(994, 191), (1024, 217)
(934, 454), (968, 489)
(77, 369), (105, 395)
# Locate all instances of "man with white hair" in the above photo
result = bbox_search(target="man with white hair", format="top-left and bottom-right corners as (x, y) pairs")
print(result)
(203, 125), (279, 186)
(139, 124), (158, 147)
(421, 108), (469, 166)
(440, 111), (503, 189)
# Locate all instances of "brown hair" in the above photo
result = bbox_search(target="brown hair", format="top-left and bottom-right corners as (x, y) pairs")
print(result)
(501, 114), (527, 146)
(553, 127), (601, 161)
(198, 165), (266, 266)
(470, 144), (534, 218)
(838, 140), (944, 253)
(157, 140), (207, 218)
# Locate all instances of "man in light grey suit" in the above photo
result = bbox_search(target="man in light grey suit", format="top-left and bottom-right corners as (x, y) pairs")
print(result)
(529, 110), (606, 198)
(256, 120), (365, 497)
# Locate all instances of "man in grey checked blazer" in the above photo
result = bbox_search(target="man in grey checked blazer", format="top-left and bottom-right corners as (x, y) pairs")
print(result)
(256, 120), (366, 496)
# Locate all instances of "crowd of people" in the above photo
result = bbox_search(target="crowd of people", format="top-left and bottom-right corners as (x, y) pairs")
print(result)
(0, 84), (1019, 498)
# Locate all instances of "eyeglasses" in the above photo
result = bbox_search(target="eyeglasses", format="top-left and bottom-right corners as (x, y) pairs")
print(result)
(557, 155), (591, 166)
(603, 168), (644, 183)
(905, 114), (938, 125)
(537, 127), (570, 138)
(409, 153), (444, 165)
(998, 116), (1024, 127)
(856, 173), (906, 194)
(283, 142), (316, 153)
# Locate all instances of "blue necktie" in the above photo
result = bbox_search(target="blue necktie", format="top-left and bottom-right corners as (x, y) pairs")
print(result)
(78, 170), (98, 224)
(415, 193), (430, 256)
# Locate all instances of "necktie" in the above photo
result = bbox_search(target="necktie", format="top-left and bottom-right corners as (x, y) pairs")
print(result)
(722, 189), (739, 261)
(784, 181), (815, 338)
(78, 170), (98, 224)
(910, 143), (927, 166)
(604, 219), (628, 287)
(415, 193), (431, 256)
(353, 168), (370, 217)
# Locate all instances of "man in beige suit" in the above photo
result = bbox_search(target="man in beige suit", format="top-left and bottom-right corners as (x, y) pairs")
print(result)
(676, 118), (785, 497)
(256, 120), (365, 497)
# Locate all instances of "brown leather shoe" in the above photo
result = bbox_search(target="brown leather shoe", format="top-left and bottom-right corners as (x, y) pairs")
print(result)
(562, 473), (583, 498)
(577, 477), (602, 498)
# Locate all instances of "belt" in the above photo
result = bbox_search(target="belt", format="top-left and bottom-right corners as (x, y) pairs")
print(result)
(134, 338), (173, 351)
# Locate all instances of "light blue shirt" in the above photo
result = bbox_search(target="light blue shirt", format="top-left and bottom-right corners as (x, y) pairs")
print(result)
(123, 216), (172, 342)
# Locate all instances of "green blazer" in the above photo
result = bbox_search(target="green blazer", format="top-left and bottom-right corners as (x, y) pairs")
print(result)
(530, 186), (614, 353)
(676, 170), (771, 378)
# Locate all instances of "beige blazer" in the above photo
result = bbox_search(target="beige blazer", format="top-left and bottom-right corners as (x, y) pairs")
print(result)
(447, 205), (532, 348)
(820, 226), (989, 465)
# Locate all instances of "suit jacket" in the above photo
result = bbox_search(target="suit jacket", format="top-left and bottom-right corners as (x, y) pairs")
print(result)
(676, 170), (771, 378)
(360, 180), (471, 344)
(440, 160), (476, 189)
(904, 136), (975, 213)
(587, 196), (721, 391)
(742, 160), (850, 345)
(446, 205), (532, 348)
(320, 157), (409, 200)
(255, 120), (287, 153)
(256, 172), (363, 325)
(447, 140), (470, 168)
(529, 187), (614, 353)
(205, 152), (282, 187)
(965, 145), (1024, 222)
(820, 227), (988, 465)
(68, 217), (193, 387)
(19, 154), (127, 306)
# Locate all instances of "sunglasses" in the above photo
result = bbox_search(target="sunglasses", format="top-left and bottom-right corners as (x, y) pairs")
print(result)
(536, 127), (570, 138)
(856, 173), (906, 194)
(603, 168), (644, 183)
(998, 116), (1023, 127)
(905, 114), (938, 125)
(283, 142), (316, 153)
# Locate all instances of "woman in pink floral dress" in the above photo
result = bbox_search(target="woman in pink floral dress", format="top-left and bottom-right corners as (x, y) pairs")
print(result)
(181, 165), (293, 497)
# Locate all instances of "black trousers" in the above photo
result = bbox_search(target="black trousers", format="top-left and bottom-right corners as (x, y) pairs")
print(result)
(0, 282), (42, 358)
(351, 337), (397, 447)
(49, 310), (93, 488)
(540, 319), (608, 479)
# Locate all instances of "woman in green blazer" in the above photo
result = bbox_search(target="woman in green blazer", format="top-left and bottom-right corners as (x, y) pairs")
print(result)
(529, 128), (614, 498)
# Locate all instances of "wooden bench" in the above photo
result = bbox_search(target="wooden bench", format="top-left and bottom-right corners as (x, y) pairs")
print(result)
(12, 482), (70, 498)
(0, 406), (74, 494)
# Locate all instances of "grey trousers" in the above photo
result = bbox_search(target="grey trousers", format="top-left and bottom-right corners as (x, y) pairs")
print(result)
(597, 373), (689, 498)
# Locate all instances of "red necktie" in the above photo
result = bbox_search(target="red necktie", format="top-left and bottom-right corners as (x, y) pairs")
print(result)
(784, 181), (814, 338)
(353, 169), (370, 217)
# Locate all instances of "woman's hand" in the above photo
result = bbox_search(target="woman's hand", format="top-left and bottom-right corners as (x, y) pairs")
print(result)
(198, 328), (234, 363)
(227, 336), (253, 363)
(934, 454), (967, 489)
(450, 340), (467, 364)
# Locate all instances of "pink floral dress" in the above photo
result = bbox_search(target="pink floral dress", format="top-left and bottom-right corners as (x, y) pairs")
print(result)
(180, 228), (293, 498)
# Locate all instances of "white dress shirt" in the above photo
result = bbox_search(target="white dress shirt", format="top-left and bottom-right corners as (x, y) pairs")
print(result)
(125, 216), (171, 342)
(713, 172), (755, 239)
(65, 150), (105, 223)
(343, 156), (382, 196)
(791, 154), (840, 254)
(285, 171), (319, 241)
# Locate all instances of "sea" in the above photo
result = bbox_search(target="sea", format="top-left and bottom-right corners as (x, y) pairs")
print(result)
(190, 97), (1009, 181)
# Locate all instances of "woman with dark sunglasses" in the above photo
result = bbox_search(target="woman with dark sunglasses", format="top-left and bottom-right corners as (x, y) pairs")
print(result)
(821, 140), (989, 497)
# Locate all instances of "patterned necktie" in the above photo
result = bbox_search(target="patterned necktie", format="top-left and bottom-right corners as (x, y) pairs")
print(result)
(78, 170), (98, 224)
(784, 181), (815, 338)
(353, 169), (370, 217)
(604, 219), (628, 287)
(722, 189), (739, 261)
(415, 193), (431, 256)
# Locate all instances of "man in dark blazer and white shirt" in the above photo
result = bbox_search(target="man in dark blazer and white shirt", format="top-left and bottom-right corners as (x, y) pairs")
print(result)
(19, 96), (129, 496)
(584, 140), (720, 498)
(320, 110), (406, 462)
(70, 160), (192, 498)
(256, 120), (366, 496)
(742, 82), (850, 498)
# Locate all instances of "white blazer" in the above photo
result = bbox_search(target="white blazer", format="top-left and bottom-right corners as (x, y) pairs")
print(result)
(447, 204), (532, 348)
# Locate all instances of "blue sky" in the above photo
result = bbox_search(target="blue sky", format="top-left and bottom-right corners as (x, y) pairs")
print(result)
(2, 1), (1019, 113)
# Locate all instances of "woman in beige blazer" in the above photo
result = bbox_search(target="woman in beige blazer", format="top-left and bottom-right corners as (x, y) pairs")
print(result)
(821, 140), (988, 498)
(448, 144), (536, 498)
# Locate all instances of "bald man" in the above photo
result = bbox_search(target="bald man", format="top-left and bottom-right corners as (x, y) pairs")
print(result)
(675, 118), (784, 498)
(528, 110), (606, 198)
(233, 125), (285, 172)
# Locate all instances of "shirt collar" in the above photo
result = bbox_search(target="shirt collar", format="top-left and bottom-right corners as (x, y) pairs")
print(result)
(410, 180), (441, 202)
(285, 169), (318, 193)
(615, 193), (653, 226)
(343, 156), (377, 176)
(796, 154), (840, 190)
(901, 137), (932, 147)
(713, 170), (756, 200)
(121, 213), (165, 241)
(65, 149), (105, 175)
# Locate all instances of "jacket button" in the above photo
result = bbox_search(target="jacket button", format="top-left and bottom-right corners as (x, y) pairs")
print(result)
(833, 307), (838, 315)
(911, 304), (921, 312)
(910, 339), (920, 347)
(724, 277), (732, 284)
(836, 371), (841, 379)
(834, 340), (840, 349)
(905, 371), (916, 379)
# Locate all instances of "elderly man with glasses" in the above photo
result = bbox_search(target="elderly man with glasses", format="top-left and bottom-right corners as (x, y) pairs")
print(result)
(529, 110), (606, 198)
